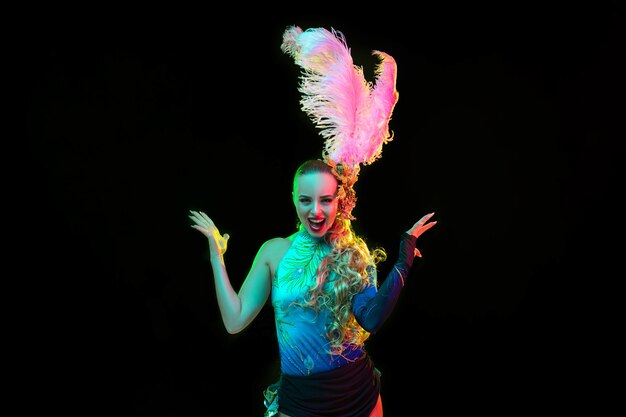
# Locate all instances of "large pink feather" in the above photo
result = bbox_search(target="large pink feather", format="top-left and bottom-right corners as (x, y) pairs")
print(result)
(281, 26), (399, 167)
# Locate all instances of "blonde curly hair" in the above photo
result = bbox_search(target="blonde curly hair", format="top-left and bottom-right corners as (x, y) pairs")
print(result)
(293, 159), (387, 357)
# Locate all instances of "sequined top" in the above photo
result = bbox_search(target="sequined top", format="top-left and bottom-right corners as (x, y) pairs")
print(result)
(271, 229), (368, 376)
(272, 227), (415, 377)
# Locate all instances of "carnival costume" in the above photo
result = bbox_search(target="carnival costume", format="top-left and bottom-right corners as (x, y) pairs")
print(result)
(264, 25), (418, 417)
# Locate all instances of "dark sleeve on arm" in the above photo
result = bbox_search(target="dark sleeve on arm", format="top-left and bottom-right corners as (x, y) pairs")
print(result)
(352, 233), (417, 334)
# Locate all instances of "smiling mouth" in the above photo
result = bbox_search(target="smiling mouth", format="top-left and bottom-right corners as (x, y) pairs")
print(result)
(308, 218), (324, 232)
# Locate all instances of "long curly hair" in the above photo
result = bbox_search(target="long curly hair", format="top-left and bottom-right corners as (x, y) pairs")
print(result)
(294, 159), (387, 357)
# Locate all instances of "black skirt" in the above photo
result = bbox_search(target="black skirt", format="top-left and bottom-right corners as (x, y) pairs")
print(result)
(278, 354), (381, 417)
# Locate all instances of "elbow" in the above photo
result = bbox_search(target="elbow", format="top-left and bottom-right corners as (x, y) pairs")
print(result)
(362, 325), (378, 335)
(355, 308), (382, 334)
(367, 325), (381, 334)
(359, 319), (381, 334)
(224, 323), (243, 334)
(224, 320), (247, 334)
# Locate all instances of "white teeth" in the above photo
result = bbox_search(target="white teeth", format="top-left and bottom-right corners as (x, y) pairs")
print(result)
(309, 219), (324, 223)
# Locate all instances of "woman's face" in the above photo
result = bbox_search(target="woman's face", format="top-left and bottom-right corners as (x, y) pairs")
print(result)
(293, 171), (339, 238)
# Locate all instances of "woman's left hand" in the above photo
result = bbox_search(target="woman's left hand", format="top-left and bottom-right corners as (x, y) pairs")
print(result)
(406, 212), (437, 257)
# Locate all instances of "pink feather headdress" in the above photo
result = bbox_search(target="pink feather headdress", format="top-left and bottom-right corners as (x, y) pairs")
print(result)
(281, 25), (399, 171)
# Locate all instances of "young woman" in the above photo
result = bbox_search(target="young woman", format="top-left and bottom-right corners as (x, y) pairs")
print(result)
(189, 159), (436, 416)
(189, 24), (437, 416)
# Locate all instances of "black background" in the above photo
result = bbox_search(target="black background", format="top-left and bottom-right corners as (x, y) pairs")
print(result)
(18, 1), (623, 415)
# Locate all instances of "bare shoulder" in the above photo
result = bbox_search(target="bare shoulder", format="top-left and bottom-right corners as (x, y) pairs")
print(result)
(260, 234), (296, 258)
(258, 233), (297, 277)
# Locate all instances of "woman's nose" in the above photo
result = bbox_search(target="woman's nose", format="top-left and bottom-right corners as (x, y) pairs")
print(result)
(311, 201), (322, 215)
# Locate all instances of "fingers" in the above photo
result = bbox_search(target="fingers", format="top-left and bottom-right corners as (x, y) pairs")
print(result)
(188, 210), (203, 225)
(197, 210), (214, 226)
(188, 210), (214, 227)
(407, 212), (437, 236)
(188, 210), (208, 221)
(418, 212), (436, 225)
(420, 221), (437, 233)
(409, 212), (434, 228)
(414, 248), (422, 258)
(189, 210), (210, 235)
(188, 210), (227, 242)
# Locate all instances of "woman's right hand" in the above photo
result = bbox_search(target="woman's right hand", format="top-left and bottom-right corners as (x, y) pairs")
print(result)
(189, 210), (230, 259)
